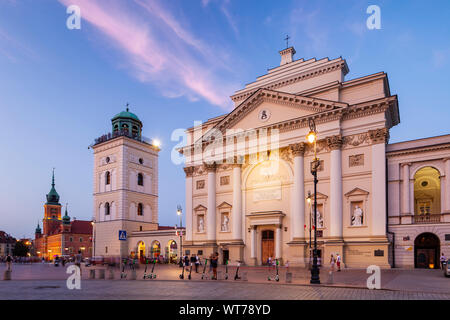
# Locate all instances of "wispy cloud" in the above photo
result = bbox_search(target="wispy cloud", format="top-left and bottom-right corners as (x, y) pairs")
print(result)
(0, 27), (36, 62)
(58, 0), (238, 109)
(220, 0), (239, 36)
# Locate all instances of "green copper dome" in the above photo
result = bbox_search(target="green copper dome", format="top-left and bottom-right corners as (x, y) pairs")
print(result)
(112, 108), (141, 122)
(46, 169), (60, 205)
(111, 105), (143, 139)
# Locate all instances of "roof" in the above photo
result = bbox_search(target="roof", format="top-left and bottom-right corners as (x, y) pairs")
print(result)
(112, 110), (141, 122)
(0, 231), (16, 244)
(70, 220), (93, 234)
(158, 225), (184, 230)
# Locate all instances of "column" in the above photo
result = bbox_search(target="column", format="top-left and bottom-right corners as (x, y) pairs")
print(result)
(440, 174), (445, 214)
(206, 162), (217, 241)
(401, 163), (411, 214)
(232, 164), (242, 241)
(327, 135), (343, 239)
(275, 225), (282, 259)
(289, 143), (305, 240)
(369, 128), (389, 236)
(250, 226), (256, 258)
(445, 158), (450, 212)
(184, 167), (195, 241)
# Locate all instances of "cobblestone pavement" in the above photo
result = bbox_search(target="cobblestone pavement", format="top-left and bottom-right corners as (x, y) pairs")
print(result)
(1, 263), (449, 299)
(1, 279), (449, 300)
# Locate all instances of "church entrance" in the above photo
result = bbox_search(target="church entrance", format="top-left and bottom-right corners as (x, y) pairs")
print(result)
(414, 233), (440, 269)
(138, 241), (145, 263)
(261, 230), (274, 265)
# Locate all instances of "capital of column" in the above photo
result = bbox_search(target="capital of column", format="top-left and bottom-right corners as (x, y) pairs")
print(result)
(203, 162), (217, 172)
(326, 135), (343, 150)
(289, 142), (305, 156)
(400, 162), (412, 167)
(183, 166), (195, 177)
(368, 128), (390, 144)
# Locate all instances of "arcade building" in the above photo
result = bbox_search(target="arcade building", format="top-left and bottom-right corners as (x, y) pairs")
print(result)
(34, 171), (93, 260)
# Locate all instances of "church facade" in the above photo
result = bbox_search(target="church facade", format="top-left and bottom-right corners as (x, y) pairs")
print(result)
(180, 47), (450, 268)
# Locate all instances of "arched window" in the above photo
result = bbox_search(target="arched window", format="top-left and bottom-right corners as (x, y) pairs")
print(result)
(137, 203), (143, 216)
(105, 202), (110, 215)
(414, 167), (441, 222)
(132, 126), (139, 137)
(105, 171), (111, 185)
(138, 173), (144, 186)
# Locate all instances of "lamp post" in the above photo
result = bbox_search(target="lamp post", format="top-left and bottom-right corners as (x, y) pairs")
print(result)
(307, 118), (320, 284)
(307, 191), (312, 266)
(91, 220), (95, 258)
(177, 205), (183, 262)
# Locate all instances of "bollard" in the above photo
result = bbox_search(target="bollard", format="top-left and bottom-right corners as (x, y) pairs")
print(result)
(327, 271), (333, 284)
(3, 270), (11, 281)
(89, 269), (95, 279)
(98, 269), (105, 279)
(108, 268), (114, 280)
(285, 272), (292, 283)
(130, 269), (137, 280)
(242, 272), (248, 281)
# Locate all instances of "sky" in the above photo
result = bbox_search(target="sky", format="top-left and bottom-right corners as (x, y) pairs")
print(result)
(0, 0), (449, 239)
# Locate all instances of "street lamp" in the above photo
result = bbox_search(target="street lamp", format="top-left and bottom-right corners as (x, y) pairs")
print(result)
(177, 205), (183, 262)
(91, 220), (96, 258)
(307, 118), (320, 284)
(306, 191), (312, 264)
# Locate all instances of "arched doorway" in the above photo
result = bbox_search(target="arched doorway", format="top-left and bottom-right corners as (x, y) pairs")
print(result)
(168, 240), (178, 263)
(414, 233), (440, 269)
(138, 241), (145, 263)
(414, 167), (441, 222)
(151, 241), (161, 259)
(261, 230), (274, 265)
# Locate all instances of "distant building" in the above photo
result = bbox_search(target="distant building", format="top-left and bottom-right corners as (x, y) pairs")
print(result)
(0, 231), (16, 257)
(34, 170), (93, 260)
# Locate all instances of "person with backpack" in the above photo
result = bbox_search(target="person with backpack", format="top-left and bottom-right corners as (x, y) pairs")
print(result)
(210, 252), (218, 280)
(195, 254), (200, 273)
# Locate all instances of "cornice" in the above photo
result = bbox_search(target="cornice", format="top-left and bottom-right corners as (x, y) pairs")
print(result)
(231, 60), (348, 102)
(386, 145), (450, 158)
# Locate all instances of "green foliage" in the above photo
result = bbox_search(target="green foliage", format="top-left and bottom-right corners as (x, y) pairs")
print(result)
(12, 241), (29, 257)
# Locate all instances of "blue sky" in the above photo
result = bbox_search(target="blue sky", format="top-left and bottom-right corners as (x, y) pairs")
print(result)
(0, 0), (449, 238)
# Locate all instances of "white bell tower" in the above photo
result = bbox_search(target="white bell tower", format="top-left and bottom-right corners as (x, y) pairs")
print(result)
(91, 107), (160, 257)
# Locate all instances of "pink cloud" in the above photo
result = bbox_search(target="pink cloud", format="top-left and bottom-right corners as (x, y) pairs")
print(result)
(58, 0), (237, 109)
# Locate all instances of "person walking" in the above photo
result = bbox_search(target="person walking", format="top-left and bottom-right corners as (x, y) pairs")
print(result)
(211, 252), (218, 280)
(330, 254), (336, 272)
(195, 254), (200, 273)
(440, 253), (447, 269)
(5, 254), (12, 272)
(336, 253), (342, 271)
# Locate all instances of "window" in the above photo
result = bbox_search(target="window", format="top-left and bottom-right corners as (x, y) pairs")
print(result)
(138, 173), (144, 186)
(139, 226), (143, 231)
(138, 203), (143, 216)
(79, 237), (83, 242)
(105, 202), (110, 215)
(139, 158), (144, 165)
(105, 171), (111, 185)
(105, 246), (108, 254)
(70, 237), (73, 242)
(418, 201), (432, 215)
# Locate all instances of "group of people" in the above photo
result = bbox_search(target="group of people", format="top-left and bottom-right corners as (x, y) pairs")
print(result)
(179, 252), (219, 279)
(329, 253), (342, 272)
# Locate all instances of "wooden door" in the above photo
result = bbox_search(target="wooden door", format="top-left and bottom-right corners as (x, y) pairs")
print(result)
(261, 230), (274, 265)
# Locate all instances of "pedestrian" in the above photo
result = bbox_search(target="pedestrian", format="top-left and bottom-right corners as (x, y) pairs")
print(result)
(184, 255), (189, 268)
(330, 254), (336, 272)
(267, 256), (272, 270)
(336, 253), (341, 271)
(440, 253), (447, 269)
(5, 254), (12, 272)
(190, 254), (196, 271)
(285, 260), (289, 273)
(209, 253), (213, 272)
(211, 252), (218, 280)
(195, 254), (200, 273)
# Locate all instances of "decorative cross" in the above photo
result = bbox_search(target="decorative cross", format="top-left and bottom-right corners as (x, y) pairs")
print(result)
(126, 102), (129, 112)
(284, 35), (290, 48)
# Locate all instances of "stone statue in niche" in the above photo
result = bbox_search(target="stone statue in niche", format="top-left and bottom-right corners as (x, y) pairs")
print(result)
(316, 208), (324, 229)
(351, 205), (363, 226)
(198, 216), (204, 232)
(221, 214), (229, 232)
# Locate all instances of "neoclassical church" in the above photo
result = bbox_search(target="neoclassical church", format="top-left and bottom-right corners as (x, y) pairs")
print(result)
(180, 47), (450, 268)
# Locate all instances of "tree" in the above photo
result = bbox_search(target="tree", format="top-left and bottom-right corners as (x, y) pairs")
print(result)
(12, 241), (29, 257)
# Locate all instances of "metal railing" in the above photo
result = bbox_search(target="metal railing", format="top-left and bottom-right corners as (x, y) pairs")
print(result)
(91, 130), (153, 147)
(413, 214), (442, 224)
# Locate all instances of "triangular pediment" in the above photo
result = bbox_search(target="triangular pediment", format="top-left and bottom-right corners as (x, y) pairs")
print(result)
(217, 201), (232, 209)
(207, 89), (347, 137)
(344, 187), (369, 197)
(309, 191), (328, 200)
(194, 205), (207, 211)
